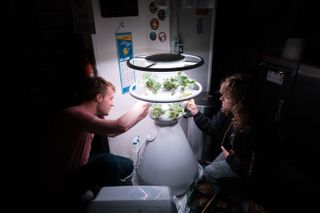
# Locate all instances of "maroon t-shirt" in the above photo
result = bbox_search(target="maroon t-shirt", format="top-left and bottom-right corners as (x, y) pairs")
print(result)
(47, 106), (96, 194)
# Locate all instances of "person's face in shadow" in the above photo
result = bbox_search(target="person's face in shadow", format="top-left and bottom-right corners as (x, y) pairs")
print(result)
(97, 87), (114, 116)
(219, 82), (235, 114)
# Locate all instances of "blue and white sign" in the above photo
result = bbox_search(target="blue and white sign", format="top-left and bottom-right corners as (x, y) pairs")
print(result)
(115, 32), (136, 94)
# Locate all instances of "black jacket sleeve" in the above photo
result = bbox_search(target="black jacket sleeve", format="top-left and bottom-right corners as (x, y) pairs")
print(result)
(193, 110), (227, 135)
(226, 128), (256, 176)
(193, 110), (256, 177)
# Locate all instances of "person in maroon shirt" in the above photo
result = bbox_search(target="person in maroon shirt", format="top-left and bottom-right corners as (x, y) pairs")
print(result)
(46, 76), (149, 211)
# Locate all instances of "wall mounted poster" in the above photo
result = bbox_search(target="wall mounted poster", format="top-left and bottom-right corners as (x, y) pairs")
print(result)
(115, 32), (136, 94)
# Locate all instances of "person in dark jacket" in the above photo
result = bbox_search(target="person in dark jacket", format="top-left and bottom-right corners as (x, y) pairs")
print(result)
(186, 73), (256, 185)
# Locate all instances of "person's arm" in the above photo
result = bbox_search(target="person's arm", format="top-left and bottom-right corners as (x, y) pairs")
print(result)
(186, 99), (199, 115)
(225, 130), (256, 176)
(193, 112), (227, 135)
(87, 101), (149, 137)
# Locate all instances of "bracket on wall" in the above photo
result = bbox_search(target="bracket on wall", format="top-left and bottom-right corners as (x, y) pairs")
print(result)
(115, 21), (130, 33)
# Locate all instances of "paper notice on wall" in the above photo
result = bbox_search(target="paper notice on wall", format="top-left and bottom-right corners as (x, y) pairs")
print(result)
(115, 32), (136, 94)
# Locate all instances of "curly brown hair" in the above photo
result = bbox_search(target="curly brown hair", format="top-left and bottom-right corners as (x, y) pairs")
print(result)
(220, 73), (255, 131)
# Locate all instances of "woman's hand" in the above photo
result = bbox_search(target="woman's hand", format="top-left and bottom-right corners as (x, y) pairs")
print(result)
(221, 145), (234, 158)
(186, 99), (199, 115)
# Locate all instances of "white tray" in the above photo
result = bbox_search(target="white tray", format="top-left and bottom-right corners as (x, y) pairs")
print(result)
(129, 81), (202, 103)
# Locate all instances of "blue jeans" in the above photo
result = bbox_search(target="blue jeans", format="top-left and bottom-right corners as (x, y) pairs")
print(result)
(203, 152), (239, 184)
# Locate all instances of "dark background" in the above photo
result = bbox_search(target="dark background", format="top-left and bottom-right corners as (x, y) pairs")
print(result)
(210, 1), (319, 211)
(10, 0), (319, 212)
(210, 0), (320, 92)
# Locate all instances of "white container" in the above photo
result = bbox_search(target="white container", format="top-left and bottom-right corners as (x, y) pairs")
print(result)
(131, 136), (140, 164)
(281, 38), (305, 60)
(86, 186), (177, 213)
(132, 119), (199, 196)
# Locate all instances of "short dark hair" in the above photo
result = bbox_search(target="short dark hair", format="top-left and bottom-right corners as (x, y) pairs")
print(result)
(79, 77), (115, 102)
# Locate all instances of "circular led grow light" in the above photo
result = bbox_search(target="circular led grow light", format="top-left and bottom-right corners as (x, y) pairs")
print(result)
(127, 53), (204, 72)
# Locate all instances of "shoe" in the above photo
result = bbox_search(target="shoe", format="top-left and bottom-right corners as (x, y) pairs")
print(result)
(81, 190), (94, 201)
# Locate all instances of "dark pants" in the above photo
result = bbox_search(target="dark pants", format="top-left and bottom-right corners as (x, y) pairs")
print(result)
(62, 153), (133, 195)
(60, 153), (133, 212)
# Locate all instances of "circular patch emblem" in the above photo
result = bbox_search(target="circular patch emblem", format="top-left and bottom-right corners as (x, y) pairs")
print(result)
(150, 18), (159, 30)
(158, 9), (166, 20)
(149, 2), (158, 14)
(149, 32), (157, 41)
(158, 32), (166, 42)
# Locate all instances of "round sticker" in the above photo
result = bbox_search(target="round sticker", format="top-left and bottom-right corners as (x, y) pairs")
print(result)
(149, 2), (158, 14)
(158, 32), (166, 42)
(158, 9), (166, 21)
(149, 32), (157, 41)
(150, 18), (159, 30)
